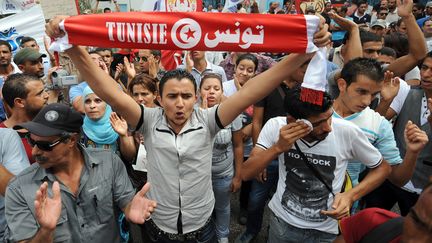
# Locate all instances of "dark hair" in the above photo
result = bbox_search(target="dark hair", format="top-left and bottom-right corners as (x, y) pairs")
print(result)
(237, 3), (243, 10)
(0, 40), (11, 52)
(413, 3), (425, 11)
(358, 1), (367, 6)
(360, 30), (382, 45)
(103, 7), (111, 12)
(235, 53), (259, 72)
(199, 72), (223, 90)
(384, 32), (408, 57)
(284, 87), (333, 119)
(159, 69), (196, 96)
(95, 47), (113, 55)
(150, 49), (162, 58)
(380, 47), (397, 58)
(19, 36), (37, 48)
(2, 73), (40, 108)
(420, 51), (432, 67)
(250, 1), (259, 13)
(128, 74), (158, 95)
(339, 6), (348, 13)
(396, 18), (404, 27)
(341, 58), (384, 87)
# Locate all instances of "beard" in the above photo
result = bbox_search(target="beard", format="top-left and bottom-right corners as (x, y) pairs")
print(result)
(25, 103), (44, 118)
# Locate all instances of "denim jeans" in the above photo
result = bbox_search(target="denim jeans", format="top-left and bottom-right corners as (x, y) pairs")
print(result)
(268, 213), (337, 243)
(245, 159), (279, 235)
(212, 175), (232, 239)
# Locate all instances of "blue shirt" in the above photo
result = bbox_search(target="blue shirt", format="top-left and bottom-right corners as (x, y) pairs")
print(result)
(333, 108), (402, 185)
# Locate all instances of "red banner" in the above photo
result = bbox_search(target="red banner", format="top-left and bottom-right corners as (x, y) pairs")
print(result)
(56, 12), (319, 53)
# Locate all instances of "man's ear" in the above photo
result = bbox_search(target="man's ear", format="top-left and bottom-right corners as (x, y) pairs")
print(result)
(14, 97), (25, 108)
(336, 78), (348, 94)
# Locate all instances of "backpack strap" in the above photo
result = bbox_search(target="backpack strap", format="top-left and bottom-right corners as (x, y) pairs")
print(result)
(359, 216), (404, 243)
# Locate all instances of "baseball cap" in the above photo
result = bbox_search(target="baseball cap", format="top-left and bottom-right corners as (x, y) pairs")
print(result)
(14, 103), (83, 137)
(371, 19), (387, 29)
(13, 48), (47, 65)
(427, 2), (432, 8)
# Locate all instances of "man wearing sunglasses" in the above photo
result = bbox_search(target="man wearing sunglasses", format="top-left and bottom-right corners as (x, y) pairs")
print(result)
(4, 103), (157, 243)
(134, 49), (165, 80)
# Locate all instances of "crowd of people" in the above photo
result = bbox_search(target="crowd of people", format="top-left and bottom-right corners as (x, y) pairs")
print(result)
(0, 0), (432, 242)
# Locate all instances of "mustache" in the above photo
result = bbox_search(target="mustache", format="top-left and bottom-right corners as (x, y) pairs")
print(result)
(34, 155), (48, 163)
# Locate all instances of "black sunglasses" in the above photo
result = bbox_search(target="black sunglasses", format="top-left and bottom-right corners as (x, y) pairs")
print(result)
(26, 135), (69, 151)
(134, 56), (148, 62)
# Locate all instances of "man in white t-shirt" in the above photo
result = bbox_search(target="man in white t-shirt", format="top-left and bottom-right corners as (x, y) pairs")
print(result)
(241, 88), (391, 242)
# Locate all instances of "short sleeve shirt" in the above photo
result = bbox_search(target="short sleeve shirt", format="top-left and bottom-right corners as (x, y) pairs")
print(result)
(5, 146), (135, 243)
(0, 129), (30, 240)
(258, 117), (383, 234)
(333, 108), (402, 185)
(137, 105), (223, 234)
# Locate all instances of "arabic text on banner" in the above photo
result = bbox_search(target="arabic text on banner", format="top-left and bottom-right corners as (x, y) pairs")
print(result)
(56, 12), (319, 53)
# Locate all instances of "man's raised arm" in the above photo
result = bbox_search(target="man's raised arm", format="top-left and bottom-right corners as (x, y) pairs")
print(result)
(387, 0), (427, 77)
(46, 16), (141, 127)
(65, 46), (142, 127)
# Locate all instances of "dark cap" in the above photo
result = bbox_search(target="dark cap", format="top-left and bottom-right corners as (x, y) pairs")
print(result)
(14, 103), (83, 137)
(13, 48), (47, 65)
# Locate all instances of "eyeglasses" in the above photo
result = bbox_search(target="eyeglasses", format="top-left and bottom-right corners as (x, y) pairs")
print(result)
(26, 135), (68, 151)
(134, 56), (148, 62)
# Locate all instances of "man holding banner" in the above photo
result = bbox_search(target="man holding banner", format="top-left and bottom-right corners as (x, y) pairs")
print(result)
(43, 11), (330, 242)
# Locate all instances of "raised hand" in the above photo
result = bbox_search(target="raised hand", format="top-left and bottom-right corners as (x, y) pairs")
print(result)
(185, 51), (194, 73)
(313, 14), (332, 47)
(114, 63), (124, 81)
(397, 0), (413, 18)
(201, 93), (208, 109)
(148, 55), (159, 79)
(34, 181), (62, 231)
(45, 16), (70, 39)
(328, 12), (358, 32)
(380, 71), (400, 102)
(405, 120), (428, 153)
(124, 57), (136, 80)
(110, 112), (128, 136)
(125, 183), (157, 224)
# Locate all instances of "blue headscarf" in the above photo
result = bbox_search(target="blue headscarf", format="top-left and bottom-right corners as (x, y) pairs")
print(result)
(82, 87), (119, 145)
